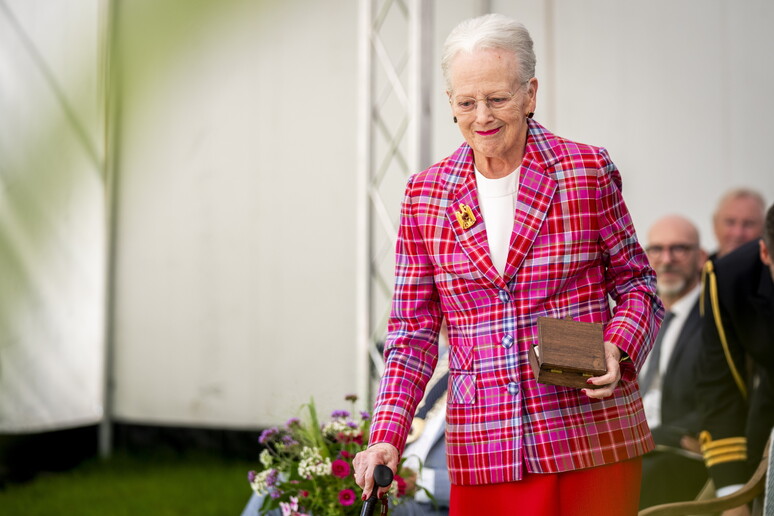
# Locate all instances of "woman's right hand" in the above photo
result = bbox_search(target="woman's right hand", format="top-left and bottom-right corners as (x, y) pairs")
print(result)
(353, 442), (400, 500)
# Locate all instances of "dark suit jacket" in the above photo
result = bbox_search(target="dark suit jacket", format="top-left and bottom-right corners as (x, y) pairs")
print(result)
(640, 297), (708, 508)
(652, 298), (704, 448)
(698, 240), (774, 488)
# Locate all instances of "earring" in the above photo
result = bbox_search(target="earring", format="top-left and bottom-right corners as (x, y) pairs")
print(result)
(527, 112), (534, 119)
(453, 116), (458, 124)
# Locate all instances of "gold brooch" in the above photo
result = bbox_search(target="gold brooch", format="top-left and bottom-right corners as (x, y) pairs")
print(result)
(455, 203), (476, 230)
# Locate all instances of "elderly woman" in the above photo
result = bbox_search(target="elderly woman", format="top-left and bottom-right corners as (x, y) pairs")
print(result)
(354, 13), (663, 516)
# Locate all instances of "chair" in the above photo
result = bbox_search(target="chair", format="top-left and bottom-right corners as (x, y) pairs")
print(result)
(638, 430), (772, 516)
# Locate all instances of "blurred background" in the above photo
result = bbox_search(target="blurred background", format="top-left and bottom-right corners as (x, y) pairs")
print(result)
(1, 0), (773, 509)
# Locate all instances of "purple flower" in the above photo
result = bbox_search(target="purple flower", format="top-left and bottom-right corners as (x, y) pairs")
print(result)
(266, 469), (279, 487)
(259, 427), (279, 444)
(338, 489), (356, 506)
(248, 470), (257, 483)
(360, 411), (371, 420)
(331, 459), (351, 479)
(331, 410), (350, 419)
(285, 417), (300, 427)
(282, 435), (299, 446)
(347, 421), (358, 429)
(269, 488), (282, 499)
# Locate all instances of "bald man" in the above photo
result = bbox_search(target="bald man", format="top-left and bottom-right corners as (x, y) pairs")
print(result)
(639, 215), (709, 509)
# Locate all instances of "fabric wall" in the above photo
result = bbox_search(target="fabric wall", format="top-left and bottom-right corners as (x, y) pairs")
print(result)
(109, 0), (361, 428)
(0, 0), (106, 432)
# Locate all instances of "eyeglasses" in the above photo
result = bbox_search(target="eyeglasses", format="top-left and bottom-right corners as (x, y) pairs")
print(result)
(450, 91), (517, 114)
(645, 244), (698, 259)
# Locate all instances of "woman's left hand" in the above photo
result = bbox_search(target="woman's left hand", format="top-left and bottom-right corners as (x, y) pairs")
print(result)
(582, 341), (621, 399)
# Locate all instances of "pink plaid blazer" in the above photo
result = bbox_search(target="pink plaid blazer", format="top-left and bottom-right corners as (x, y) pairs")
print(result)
(369, 120), (664, 486)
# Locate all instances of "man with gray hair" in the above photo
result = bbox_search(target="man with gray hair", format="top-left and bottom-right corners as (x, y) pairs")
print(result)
(711, 188), (765, 259)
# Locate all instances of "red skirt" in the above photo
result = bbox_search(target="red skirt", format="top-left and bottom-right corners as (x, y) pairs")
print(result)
(449, 457), (642, 516)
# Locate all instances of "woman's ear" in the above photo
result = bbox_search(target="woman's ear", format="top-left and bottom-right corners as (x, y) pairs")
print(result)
(526, 77), (539, 116)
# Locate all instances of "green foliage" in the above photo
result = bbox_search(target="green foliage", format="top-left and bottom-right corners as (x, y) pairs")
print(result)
(0, 451), (254, 516)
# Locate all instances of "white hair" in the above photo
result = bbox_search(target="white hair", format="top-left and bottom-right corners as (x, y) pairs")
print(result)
(441, 13), (536, 91)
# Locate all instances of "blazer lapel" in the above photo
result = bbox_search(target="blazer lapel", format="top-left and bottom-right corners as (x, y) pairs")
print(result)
(502, 126), (558, 282)
(444, 154), (504, 288)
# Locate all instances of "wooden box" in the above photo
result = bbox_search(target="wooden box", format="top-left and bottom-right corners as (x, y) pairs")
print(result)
(528, 317), (607, 389)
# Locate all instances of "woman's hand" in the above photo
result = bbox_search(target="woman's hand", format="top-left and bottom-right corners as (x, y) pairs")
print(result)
(583, 341), (622, 399)
(353, 442), (400, 500)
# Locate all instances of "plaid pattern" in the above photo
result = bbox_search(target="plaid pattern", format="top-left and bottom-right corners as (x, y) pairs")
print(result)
(369, 120), (664, 486)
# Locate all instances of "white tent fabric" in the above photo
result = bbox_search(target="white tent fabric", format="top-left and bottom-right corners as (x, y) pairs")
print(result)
(0, 0), (105, 432)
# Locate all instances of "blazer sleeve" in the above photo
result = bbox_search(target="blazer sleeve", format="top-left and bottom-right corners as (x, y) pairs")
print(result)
(368, 175), (442, 453)
(595, 148), (663, 377)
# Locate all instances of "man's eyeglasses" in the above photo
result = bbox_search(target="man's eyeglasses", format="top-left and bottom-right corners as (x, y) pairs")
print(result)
(645, 244), (698, 259)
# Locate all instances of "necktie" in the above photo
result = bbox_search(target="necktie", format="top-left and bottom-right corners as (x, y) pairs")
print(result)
(640, 311), (675, 394)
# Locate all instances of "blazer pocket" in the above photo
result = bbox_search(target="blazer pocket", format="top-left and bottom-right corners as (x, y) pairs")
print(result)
(449, 371), (476, 405)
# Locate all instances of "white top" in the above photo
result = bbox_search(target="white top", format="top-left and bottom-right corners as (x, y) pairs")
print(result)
(641, 284), (702, 428)
(474, 167), (519, 276)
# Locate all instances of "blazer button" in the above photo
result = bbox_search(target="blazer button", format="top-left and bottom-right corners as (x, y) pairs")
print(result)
(498, 290), (510, 303)
(501, 335), (514, 348)
(507, 382), (520, 395)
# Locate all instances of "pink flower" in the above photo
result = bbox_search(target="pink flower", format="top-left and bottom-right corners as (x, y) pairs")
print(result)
(331, 459), (351, 479)
(338, 488), (356, 506)
(279, 496), (299, 516)
(394, 474), (407, 497)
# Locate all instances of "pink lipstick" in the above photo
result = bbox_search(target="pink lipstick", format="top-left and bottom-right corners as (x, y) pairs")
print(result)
(476, 127), (501, 136)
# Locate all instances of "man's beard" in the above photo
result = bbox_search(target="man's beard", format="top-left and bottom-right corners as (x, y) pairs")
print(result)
(657, 277), (687, 298)
(656, 266), (688, 298)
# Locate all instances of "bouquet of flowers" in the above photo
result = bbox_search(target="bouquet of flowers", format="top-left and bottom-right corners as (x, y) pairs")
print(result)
(248, 394), (419, 516)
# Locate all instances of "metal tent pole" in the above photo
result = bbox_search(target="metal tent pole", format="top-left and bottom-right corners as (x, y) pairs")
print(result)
(99, 0), (121, 459)
(356, 0), (434, 406)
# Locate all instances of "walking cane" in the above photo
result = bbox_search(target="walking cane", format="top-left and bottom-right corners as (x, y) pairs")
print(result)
(360, 464), (394, 516)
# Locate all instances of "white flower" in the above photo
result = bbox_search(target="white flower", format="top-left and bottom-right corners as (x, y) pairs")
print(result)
(321, 419), (360, 439)
(389, 479), (399, 497)
(259, 449), (273, 467)
(298, 446), (332, 479)
(249, 469), (273, 494)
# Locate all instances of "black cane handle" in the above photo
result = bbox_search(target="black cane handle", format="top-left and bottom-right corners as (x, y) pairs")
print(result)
(359, 464), (394, 516)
